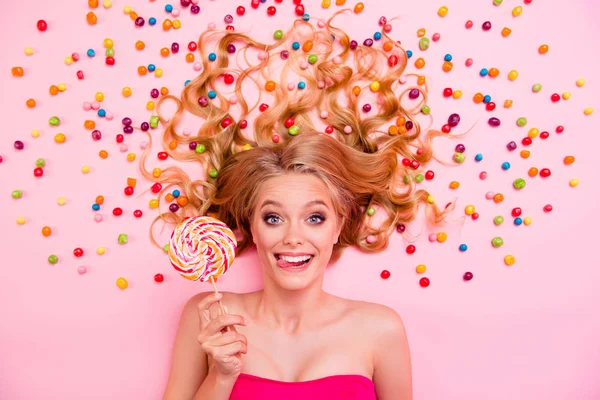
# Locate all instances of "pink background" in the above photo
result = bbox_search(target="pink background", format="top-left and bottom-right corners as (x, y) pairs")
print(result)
(1, 0), (599, 399)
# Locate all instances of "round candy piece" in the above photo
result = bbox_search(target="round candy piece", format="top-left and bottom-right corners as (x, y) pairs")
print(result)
(169, 216), (237, 283)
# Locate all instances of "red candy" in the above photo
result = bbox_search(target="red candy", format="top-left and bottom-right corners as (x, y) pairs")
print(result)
(406, 244), (416, 254)
(443, 88), (453, 97)
(37, 19), (48, 31)
(551, 93), (560, 102)
(410, 160), (420, 169)
(105, 57), (115, 66)
(77, 70), (84, 80)
(471, 212), (479, 221)
(401, 158), (411, 167)
(540, 168), (551, 178)
(442, 124), (451, 133)
(259, 103), (269, 112)
(540, 131), (549, 140)
(325, 125), (334, 134)
(124, 186), (134, 196)
(73, 248), (84, 257)
(221, 117), (233, 128)
(113, 207), (123, 216)
(419, 277), (430, 287)
(158, 152), (168, 160)
(236, 6), (245, 16)
(34, 167), (43, 177)
(543, 204), (553, 213)
(425, 170), (435, 180)
(154, 273), (164, 283)
(267, 6), (276, 15)
(134, 209), (143, 218)
(284, 117), (295, 128)
(380, 270), (390, 279)
(486, 102), (496, 111)
(151, 183), (162, 193)
(295, 4), (305, 15)
(188, 41), (197, 52)
(521, 137), (532, 146)
(556, 125), (564, 134)
(251, 0), (260, 9)
(223, 73), (234, 84)
(116, 134), (124, 143)
(239, 119), (248, 129)
(511, 207), (522, 217)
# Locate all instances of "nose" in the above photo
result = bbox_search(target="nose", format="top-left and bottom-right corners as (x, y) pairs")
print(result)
(283, 222), (304, 246)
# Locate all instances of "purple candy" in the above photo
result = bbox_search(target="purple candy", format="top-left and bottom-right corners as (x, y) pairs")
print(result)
(198, 96), (208, 107)
(224, 14), (233, 24)
(350, 40), (358, 50)
(408, 89), (420, 99)
(227, 44), (236, 54)
(280, 50), (289, 59)
(482, 21), (492, 31)
(363, 38), (374, 47)
(507, 141), (517, 151)
(405, 120), (414, 130)
(488, 117), (501, 127)
(122, 117), (132, 126)
(448, 113), (461, 127)
(190, 5), (200, 14)
(169, 203), (180, 212)
(396, 223), (406, 233)
(171, 43), (179, 53)
(362, 104), (372, 113)
(123, 126), (134, 134)
(189, 142), (197, 150)
(92, 130), (102, 141)
(455, 144), (466, 153)
(141, 122), (150, 131)
(14, 140), (24, 150)
(180, 0), (191, 7)
(151, 89), (160, 98)
(135, 17), (145, 27)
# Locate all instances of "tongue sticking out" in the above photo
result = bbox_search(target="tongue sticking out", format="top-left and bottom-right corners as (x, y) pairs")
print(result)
(277, 257), (309, 268)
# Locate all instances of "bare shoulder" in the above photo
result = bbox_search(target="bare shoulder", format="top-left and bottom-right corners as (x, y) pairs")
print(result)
(347, 299), (407, 335)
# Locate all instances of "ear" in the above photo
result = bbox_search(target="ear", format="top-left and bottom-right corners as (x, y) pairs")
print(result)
(335, 217), (344, 243)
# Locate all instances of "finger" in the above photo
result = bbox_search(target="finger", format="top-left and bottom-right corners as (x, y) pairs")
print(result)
(207, 313), (246, 336)
(224, 306), (238, 333)
(197, 293), (223, 328)
(212, 341), (248, 358)
(208, 331), (248, 347)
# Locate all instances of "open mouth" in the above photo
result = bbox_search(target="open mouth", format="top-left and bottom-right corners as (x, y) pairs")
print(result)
(274, 254), (314, 269)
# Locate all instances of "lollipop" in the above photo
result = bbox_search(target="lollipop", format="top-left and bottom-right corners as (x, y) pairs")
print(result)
(169, 215), (238, 331)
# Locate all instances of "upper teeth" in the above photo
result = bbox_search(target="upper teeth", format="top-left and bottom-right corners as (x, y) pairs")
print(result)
(279, 255), (311, 262)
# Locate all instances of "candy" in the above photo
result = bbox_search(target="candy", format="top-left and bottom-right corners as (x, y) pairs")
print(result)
(492, 237), (504, 248)
(504, 255), (515, 266)
(169, 216), (237, 283)
(438, 6), (448, 17)
(116, 277), (128, 289)
(538, 44), (549, 54)
(48, 255), (58, 264)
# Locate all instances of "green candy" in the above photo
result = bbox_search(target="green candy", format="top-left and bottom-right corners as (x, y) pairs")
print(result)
(288, 125), (300, 136)
(273, 30), (283, 40)
(163, 243), (169, 253)
(48, 254), (58, 264)
(308, 54), (318, 64)
(491, 237), (504, 248)
(12, 190), (23, 199)
(367, 207), (376, 216)
(517, 117), (527, 127)
(419, 37), (430, 51)
(105, 48), (115, 57)
(49, 116), (61, 126)
(453, 152), (465, 163)
(209, 169), (218, 178)
(513, 178), (526, 189)
(150, 116), (160, 129)
(532, 83), (542, 93)
(403, 175), (411, 184)
(36, 158), (46, 168)
(415, 174), (424, 183)
(195, 144), (206, 154)
(421, 105), (431, 115)
(493, 0), (503, 5)
(118, 234), (128, 244)
(494, 216), (504, 226)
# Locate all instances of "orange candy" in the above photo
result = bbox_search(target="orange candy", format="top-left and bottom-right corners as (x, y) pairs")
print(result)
(442, 61), (453, 72)
(127, 178), (137, 187)
(135, 41), (146, 50)
(42, 226), (52, 237)
(165, 193), (175, 202)
(473, 93), (484, 103)
(86, 12), (98, 25)
(186, 53), (195, 63)
(11, 66), (24, 77)
(95, 195), (105, 204)
(501, 27), (512, 37)
(84, 120), (96, 130)
(539, 44), (549, 54)
(488, 68), (500, 78)
(129, 11), (139, 21)
(88, 0), (99, 8)
(302, 40), (314, 52)
(398, 126), (408, 134)
(49, 85), (59, 95)
(504, 99), (513, 108)
(352, 86), (361, 96)
(449, 181), (460, 189)
(415, 58), (425, 69)
(176, 196), (189, 207)
(163, 19), (173, 30)
(396, 116), (406, 126)
(353, 2), (364, 13)
(564, 156), (575, 165)
(528, 167), (538, 177)
(417, 28), (426, 37)
(493, 193), (504, 203)
(138, 66), (148, 75)
(99, 150), (108, 159)
(160, 47), (170, 57)
(265, 81), (276, 91)
(520, 150), (530, 159)
(26, 98), (36, 108)
(168, 140), (177, 150)
(383, 41), (394, 51)
(417, 76), (426, 85)
(388, 125), (398, 135)
(161, 87), (169, 96)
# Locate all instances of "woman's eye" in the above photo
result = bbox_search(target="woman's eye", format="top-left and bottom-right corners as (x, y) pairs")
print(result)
(263, 214), (326, 225)
(264, 215), (280, 224)
(309, 214), (325, 223)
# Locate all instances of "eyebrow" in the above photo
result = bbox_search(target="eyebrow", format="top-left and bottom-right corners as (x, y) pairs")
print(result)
(260, 199), (329, 210)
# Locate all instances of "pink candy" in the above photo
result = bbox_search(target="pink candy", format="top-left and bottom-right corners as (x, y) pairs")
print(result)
(485, 191), (495, 200)
(94, 214), (103, 222)
(343, 125), (352, 134)
(119, 144), (128, 152)
(465, 58), (473, 67)
(320, 111), (329, 119)
(83, 102), (92, 110)
(428, 233), (438, 242)
(78, 266), (87, 274)
(193, 62), (202, 71)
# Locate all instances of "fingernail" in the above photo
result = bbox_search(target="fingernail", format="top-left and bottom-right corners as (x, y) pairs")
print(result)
(215, 293), (222, 299)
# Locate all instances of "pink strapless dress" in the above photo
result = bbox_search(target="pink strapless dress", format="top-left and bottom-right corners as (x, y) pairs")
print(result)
(229, 373), (376, 399)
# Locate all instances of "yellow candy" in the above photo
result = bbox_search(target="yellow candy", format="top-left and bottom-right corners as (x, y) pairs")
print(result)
(82, 165), (91, 174)
(31, 129), (40, 138)
(508, 70), (518, 81)
(95, 92), (104, 102)
(153, 168), (162, 178)
(57, 197), (67, 206)
(123, 5), (132, 14)
(321, 0), (331, 8)
(242, 144), (253, 151)
(512, 6), (522, 17)
(562, 92), (571, 100)
(416, 264), (426, 273)
(104, 38), (114, 48)
(173, 19), (181, 29)
(569, 178), (579, 187)
(97, 247), (106, 255)
(65, 56), (73, 65)
(25, 47), (34, 55)
(426, 195), (435, 204)
(54, 133), (66, 143)
(122, 87), (132, 97)
(584, 107), (593, 116)
(504, 255), (516, 266)
(523, 217), (532, 226)
(528, 128), (539, 138)
(370, 81), (381, 92)
(576, 78), (585, 87)
(16, 216), (26, 225)
(438, 6), (448, 17)
(436, 232), (447, 242)
(116, 277), (129, 290)
(127, 153), (136, 162)
(149, 199), (159, 209)
(58, 83), (67, 92)
(103, 0), (112, 8)
(146, 101), (155, 110)
(465, 205), (475, 215)
(155, 68), (164, 77)
(452, 90), (462, 99)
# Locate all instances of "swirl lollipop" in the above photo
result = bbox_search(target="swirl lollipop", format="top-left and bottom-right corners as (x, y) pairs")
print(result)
(169, 216), (237, 331)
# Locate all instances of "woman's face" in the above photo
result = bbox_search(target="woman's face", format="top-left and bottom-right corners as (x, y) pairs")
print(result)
(250, 173), (342, 291)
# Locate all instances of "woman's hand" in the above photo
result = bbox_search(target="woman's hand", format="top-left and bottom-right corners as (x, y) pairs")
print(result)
(196, 293), (248, 380)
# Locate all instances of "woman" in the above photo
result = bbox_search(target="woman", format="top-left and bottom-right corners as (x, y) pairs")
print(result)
(162, 132), (417, 399)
